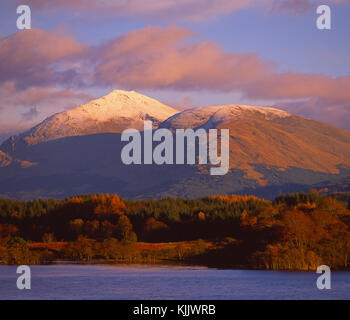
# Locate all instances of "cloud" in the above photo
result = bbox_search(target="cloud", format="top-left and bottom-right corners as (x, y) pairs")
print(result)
(90, 27), (350, 103)
(167, 96), (192, 111)
(2, 26), (350, 110)
(276, 97), (350, 131)
(0, 29), (86, 89)
(87, 26), (350, 129)
(11, 0), (258, 21)
(0, 26), (270, 91)
(92, 26), (272, 90)
(243, 73), (350, 103)
(0, 81), (92, 110)
(0, 81), (93, 135)
(1, 26), (350, 130)
(10, 0), (350, 21)
(21, 106), (39, 122)
(269, 0), (313, 14)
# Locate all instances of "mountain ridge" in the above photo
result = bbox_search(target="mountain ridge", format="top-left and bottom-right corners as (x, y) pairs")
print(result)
(1, 90), (179, 151)
(1, 90), (350, 200)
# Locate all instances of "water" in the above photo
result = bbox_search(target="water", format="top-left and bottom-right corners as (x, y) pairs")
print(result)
(0, 264), (349, 300)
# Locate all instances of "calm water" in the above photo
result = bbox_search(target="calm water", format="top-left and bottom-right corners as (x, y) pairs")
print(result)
(0, 264), (349, 300)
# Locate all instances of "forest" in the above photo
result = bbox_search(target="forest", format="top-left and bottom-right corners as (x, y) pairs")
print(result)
(0, 192), (349, 271)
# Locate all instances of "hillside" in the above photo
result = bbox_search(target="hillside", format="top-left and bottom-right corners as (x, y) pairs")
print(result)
(1, 91), (350, 200)
(162, 105), (350, 182)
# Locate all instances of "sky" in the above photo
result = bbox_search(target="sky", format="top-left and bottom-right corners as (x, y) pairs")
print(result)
(0, 0), (350, 140)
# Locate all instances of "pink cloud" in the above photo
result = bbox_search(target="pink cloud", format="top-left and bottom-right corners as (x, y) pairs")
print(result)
(2, 26), (350, 108)
(11, 0), (257, 21)
(0, 29), (86, 88)
(11, 0), (349, 21)
(0, 82), (92, 110)
(269, 0), (313, 13)
(90, 27), (350, 104)
(92, 26), (271, 90)
(1, 26), (350, 130)
(166, 96), (193, 111)
(87, 26), (350, 129)
(243, 73), (350, 103)
(276, 97), (350, 131)
(0, 81), (93, 133)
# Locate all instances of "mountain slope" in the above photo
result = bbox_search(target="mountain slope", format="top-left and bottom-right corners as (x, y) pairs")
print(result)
(1, 92), (350, 200)
(162, 105), (350, 183)
(2, 90), (178, 152)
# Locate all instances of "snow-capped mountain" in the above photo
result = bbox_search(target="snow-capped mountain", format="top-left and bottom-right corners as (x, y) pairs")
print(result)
(161, 105), (291, 129)
(1, 91), (350, 200)
(162, 103), (350, 184)
(2, 90), (179, 151)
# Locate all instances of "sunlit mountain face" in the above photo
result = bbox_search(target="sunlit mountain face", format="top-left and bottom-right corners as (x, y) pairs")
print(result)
(1, 90), (350, 200)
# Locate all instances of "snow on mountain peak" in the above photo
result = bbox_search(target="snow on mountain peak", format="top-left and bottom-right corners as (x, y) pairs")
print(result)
(209, 104), (291, 122)
(162, 104), (292, 129)
(65, 89), (178, 123)
(1, 90), (293, 151)
(5, 90), (179, 147)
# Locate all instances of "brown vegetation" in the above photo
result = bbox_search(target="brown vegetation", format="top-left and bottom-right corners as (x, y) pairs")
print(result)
(0, 192), (349, 270)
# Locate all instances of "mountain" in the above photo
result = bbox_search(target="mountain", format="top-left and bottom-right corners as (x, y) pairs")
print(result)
(1, 91), (350, 200)
(162, 105), (350, 183)
(1, 90), (178, 152)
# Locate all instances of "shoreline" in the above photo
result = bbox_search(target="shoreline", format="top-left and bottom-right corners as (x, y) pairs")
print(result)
(2, 259), (349, 272)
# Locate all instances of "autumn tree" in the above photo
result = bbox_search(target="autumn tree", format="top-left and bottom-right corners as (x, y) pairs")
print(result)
(63, 235), (96, 261)
(143, 217), (168, 242)
(116, 215), (134, 242)
(102, 238), (120, 259)
(93, 194), (126, 216)
(144, 217), (168, 233)
(101, 220), (117, 239)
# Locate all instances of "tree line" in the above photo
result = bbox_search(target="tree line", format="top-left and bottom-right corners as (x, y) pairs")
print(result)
(0, 192), (349, 270)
